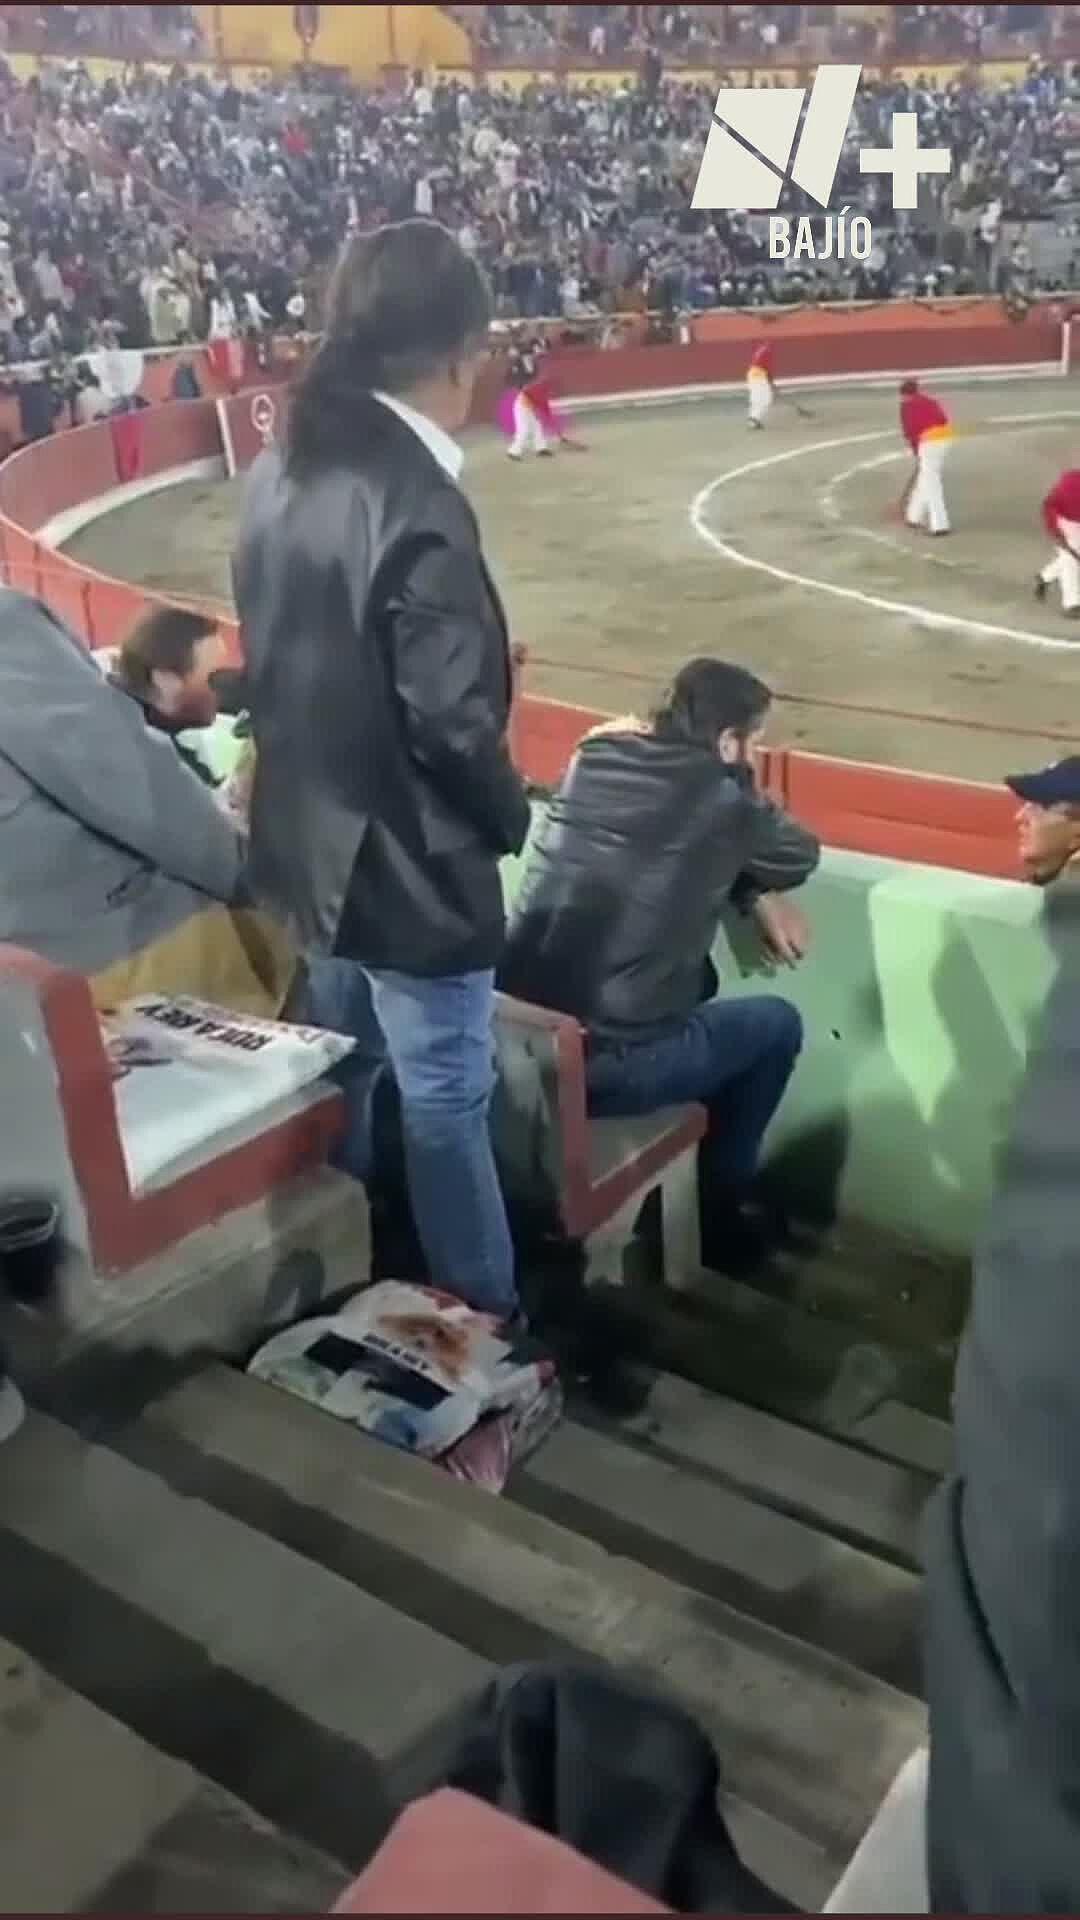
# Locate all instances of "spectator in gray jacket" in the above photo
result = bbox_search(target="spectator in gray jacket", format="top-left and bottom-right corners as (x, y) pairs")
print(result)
(0, 589), (287, 1012)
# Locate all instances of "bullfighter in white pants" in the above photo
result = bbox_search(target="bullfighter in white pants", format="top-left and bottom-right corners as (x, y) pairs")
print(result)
(508, 386), (553, 459)
(746, 340), (775, 427)
(1036, 468), (1080, 616)
(899, 377), (952, 535)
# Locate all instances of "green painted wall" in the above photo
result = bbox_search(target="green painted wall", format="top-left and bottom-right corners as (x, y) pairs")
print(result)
(503, 835), (1062, 1259)
(721, 850), (1057, 1255)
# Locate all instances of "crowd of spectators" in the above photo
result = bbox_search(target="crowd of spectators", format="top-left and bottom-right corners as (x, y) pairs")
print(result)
(0, 17), (1078, 393)
(893, 4), (1049, 58)
(456, 6), (826, 61)
(0, 6), (205, 58)
(451, 4), (1056, 63)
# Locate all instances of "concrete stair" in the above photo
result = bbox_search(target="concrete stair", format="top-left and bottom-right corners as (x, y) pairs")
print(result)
(0, 1636), (342, 1914)
(0, 1317), (938, 1911)
(598, 1267), (955, 1460)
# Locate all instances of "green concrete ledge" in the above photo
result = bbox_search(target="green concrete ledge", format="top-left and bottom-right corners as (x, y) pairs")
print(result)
(504, 831), (1067, 1261)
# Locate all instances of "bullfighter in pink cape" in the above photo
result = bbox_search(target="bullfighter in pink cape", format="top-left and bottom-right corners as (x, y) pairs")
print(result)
(498, 328), (586, 457)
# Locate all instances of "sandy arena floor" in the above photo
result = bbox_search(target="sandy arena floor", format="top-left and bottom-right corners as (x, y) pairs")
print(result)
(67, 376), (1080, 780)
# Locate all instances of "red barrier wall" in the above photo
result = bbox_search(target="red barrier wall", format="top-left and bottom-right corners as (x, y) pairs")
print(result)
(544, 300), (1061, 401)
(0, 335), (309, 448)
(548, 323), (1059, 397)
(219, 385), (293, 473)
(0, 396), (233, 648)
(517, 707), (1021, 878)
(0, 344), (1027, 881)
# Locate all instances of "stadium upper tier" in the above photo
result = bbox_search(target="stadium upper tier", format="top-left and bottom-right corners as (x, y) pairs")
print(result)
(0, 15), (1078, 375)
(3, 6), (1075, 72)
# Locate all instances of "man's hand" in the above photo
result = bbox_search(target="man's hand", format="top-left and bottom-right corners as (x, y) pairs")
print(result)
(752, 892), (810, 967)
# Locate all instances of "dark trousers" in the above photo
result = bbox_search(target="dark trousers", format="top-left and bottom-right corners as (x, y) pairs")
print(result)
(585, 994), (803, 1197)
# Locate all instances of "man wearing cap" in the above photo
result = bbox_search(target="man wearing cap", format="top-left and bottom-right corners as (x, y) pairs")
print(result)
(899, 378), (952, 535)
(1006, 756), (1080, 882)
(1035, 466), (1080, 616)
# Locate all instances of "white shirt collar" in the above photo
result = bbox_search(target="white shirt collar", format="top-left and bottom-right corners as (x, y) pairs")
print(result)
(373, 390), (464, 482)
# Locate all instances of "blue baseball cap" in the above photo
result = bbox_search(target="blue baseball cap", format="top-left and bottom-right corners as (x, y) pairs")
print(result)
(1006, 757), (1080, 806)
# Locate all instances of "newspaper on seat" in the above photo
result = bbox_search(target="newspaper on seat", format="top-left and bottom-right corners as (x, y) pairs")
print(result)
(100, 993), (354, 1190)
(249, 1281), (562, 1491)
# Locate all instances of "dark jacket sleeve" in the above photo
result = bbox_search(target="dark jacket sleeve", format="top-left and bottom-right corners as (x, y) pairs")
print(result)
(925, 886), (1080, 1910)
(0, 594), (241, 902)
(382, 503), (531, 859)
(733, 791), (821, 903)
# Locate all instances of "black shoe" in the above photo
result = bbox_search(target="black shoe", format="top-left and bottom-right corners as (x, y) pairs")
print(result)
(1034, 575), (1049, 601)
(701, 1206), (773, 1277)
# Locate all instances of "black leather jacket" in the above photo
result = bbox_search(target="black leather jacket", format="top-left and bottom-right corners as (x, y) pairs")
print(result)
(233, 398), (530, 976)
(499, 727), (820, 1036)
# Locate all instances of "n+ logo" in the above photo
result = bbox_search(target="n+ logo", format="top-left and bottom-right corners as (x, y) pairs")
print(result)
(860, 112), (951, 209)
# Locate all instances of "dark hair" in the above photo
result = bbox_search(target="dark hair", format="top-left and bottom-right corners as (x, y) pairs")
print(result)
(652, 658), (771, 749)
(286, 219), (492, 474)
(116, 605), (217, 695)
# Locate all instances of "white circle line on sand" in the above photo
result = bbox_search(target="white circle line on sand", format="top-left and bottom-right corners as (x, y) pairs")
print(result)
(820, 448), (965, 570)
(689, 414), (1080, 654)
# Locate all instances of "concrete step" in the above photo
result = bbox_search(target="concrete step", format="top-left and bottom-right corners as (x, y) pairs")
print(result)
(609, 1272), (955, 1453)
(516, 1418), (923, 1693)
(0, 1413), (486, 1872)
(742, 1234), (969, 1351)
(7, 1169), (372, 1408)
(586, 1370), (935, 1564)
(0, 1636), (343, 1913)
(851, 1400), (952, 1478)
(121, 1364), (926, 1892)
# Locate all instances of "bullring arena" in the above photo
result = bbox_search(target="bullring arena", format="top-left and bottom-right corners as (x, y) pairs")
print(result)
(62, 323), (1080, 783)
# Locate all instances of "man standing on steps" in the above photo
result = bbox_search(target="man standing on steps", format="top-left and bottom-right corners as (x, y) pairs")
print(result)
(498, 658), (819, 1269)
(235, 221), (530, 1322)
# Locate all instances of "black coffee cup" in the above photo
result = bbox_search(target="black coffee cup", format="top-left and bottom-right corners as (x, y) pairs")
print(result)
(0, 1196), (62, 1305)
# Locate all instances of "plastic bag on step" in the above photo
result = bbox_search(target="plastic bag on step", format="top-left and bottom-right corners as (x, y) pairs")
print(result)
(248, 1281), (560, 1484)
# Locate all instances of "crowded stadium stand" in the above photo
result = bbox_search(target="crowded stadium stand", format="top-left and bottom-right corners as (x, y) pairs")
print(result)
(4, 7), (1080, 1914)
(0, 0), (1079, 419)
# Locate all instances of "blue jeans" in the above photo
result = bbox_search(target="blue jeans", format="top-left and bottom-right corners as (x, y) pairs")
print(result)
(305, 958), (517, 1318)
(585, 995), (804, 1192)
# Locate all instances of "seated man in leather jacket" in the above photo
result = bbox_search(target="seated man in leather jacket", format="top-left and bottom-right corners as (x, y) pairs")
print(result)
(498, 658), (820, 1264)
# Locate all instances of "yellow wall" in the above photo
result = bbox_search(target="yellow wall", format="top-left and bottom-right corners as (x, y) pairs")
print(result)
(467, 62), (805, 93)
(392, 4), (471, 69)
(475, 57), (1028, 95)
(194, 4), (469, 77)
(7, 48), (277, 87)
